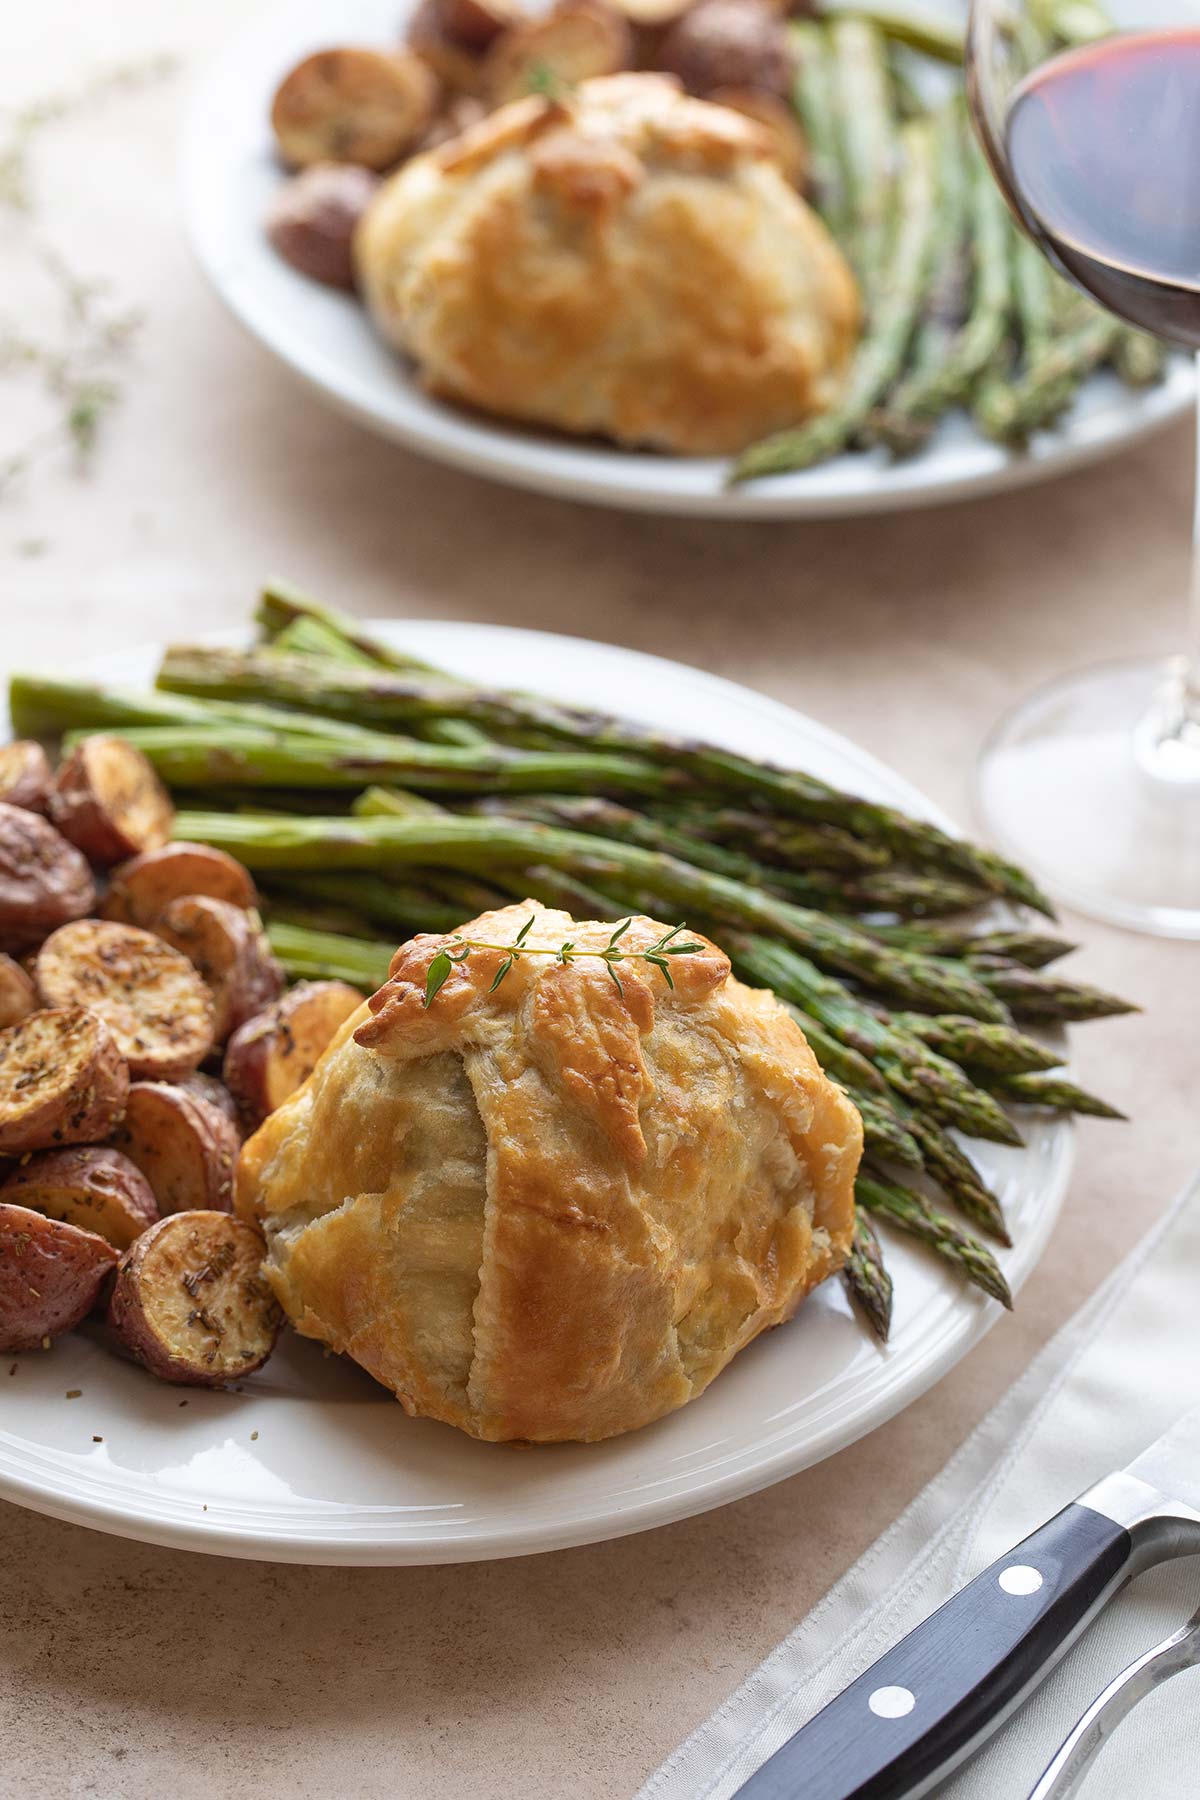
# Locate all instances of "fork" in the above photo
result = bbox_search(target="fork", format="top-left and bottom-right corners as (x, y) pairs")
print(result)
(1028, 1604), (1200, 1799)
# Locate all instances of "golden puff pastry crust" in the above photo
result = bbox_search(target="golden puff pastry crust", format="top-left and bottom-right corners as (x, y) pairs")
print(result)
(236, 903), (862, 1443)
(354, 73), (861, 455)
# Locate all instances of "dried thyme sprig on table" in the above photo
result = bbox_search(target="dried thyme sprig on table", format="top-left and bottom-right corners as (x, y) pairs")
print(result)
(0, 55), (176, 495)
(0, 55), (177, 210)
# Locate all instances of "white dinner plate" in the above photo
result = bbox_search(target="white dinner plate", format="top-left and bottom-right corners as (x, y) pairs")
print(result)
(182, 0), (1192, 520)
(0, 622), (1072, 1562)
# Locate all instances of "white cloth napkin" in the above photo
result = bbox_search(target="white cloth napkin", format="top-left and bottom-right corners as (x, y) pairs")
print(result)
(639, 1173), (1200, 1800)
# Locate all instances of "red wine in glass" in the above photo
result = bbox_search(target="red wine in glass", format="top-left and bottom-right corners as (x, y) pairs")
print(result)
(1005, 28), (1200, 347)
(966, 2), (1200, 937)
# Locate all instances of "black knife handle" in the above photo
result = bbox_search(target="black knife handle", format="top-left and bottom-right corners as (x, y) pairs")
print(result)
(733, 1502), (1132, 1800)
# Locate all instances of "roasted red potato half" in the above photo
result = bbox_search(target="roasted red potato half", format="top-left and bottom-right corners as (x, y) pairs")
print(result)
(108, 1211), (282, 1386)
(0, 1007), (129, 1155)
(223, 980), (362, 1127)
(266, 162), (382, 289)
(35, 920), (214, 1081)
(0, 954), (36, 1030)
(0, 802), (96, 954)
(113, 1082), (240, 1216)
(657, 0), (793, 97)
(0, 741), (53, 814)
(179, 1071), (243, 1136)
(0, 1202), (119, 1351)
(484, 1), (634, 103)
(407, 0), (522, 93)
(153, 895), (284, 1042)
(102, 841), (258, 929)
(271, 47), (438, 169)
(3, 1146), (158, 1251)
(49, 735), (174, 867)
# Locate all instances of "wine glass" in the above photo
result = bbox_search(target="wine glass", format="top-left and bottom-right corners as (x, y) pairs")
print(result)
(966, 0), (1200, 936)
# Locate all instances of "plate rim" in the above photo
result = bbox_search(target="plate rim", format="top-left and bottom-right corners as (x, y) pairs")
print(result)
(0, 620), (1073, 1562)
(179, 0), (1193, 522)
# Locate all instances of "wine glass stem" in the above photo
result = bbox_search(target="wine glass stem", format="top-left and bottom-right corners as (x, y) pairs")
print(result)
(1186, 349), (1200, 719)
(1140, 356), (1200, 784)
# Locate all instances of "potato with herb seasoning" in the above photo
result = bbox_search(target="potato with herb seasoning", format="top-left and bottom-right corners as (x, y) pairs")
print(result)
(178, 1071), (243, 1137)
(0, 1202), (119, 1351)
(3, 1146), (158, 1251)
(657, 0), (793, 98)
(0, 1008), (129, 1155)
(0, 741), (53, 815)
(271, 47), (438, 170)
(0, 955), (36, 1030)
(108, 1211), (282, 1386)
(34, 920), (214, 1081)
(266, 163), (382, 290)
(407, 0), (517, 92)
(153, 894), (284, 1043)
(484, 2), (634, 104)
(102, 840), (259, 929)
(0, 803), (96, 954)
(223, 980), (364, 1127)
(113, 1082), (240, 1216)
(48, 735), (174, 867)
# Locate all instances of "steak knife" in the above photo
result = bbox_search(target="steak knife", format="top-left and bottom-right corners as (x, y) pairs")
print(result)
(731, 1406), (1200, 1800)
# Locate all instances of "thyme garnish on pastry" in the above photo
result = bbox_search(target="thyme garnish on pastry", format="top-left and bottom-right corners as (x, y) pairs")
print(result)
(423, 915), (705, 1006)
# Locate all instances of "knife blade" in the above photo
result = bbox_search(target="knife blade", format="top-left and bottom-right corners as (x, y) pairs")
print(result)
(731, 1404), (1200, 1800)
(1125, 1408), (1200, 1511)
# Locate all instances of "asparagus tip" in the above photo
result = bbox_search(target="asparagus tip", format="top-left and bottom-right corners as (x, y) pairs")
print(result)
(844, 1216), (894, 1341)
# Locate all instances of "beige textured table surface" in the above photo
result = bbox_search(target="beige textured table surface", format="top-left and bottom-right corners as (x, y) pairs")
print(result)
(1, 7), (1197, 1797)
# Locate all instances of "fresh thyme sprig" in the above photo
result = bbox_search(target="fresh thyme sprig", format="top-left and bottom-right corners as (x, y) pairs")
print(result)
(524, 60), (576, 105)
(422, 917), (705, 1007)
(0, 253), (140, 489)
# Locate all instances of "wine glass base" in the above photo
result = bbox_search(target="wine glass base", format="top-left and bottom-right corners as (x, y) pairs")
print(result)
(976, 656), (1200, 938)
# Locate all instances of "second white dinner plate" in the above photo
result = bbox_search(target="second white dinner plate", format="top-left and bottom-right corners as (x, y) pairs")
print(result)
(181, 0), (1193, 520)
(0, 622), (1072, 1562)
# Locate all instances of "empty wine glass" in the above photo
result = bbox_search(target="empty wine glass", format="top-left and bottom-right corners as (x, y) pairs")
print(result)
(967, 0), (1200, 935)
